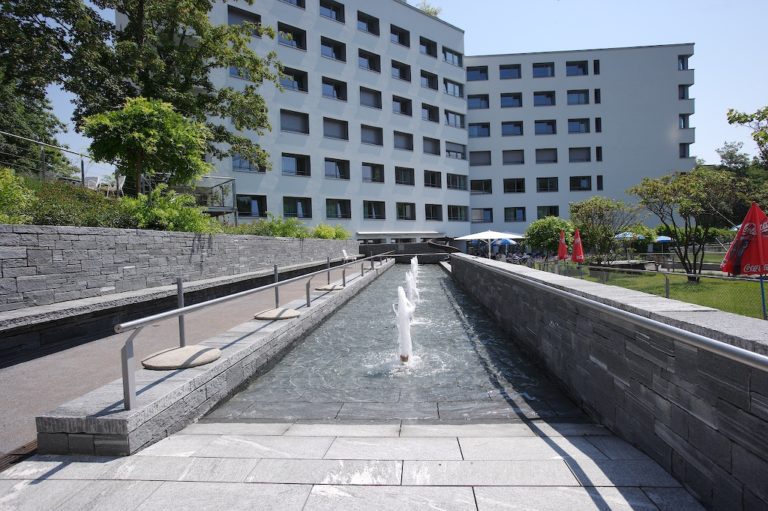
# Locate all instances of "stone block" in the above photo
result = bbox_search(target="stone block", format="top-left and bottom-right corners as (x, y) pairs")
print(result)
(38, 432), (70, 454)
(16, 275), (49, 292)
(0, 246), (26, 259)
(94, 435), (131, 456)
(2, 266), (36, 278)
(687, 418), (732, 472)
(68, 433), (95, 455)
(27, 249), (53, 265)
(732, 443), (768, 503)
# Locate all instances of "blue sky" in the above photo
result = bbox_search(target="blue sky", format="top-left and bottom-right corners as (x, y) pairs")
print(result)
(49, 0), (767, 175)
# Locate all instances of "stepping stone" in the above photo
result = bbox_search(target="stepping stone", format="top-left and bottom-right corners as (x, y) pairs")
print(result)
(142, 345), (221, 370)
(315, 284), (344, 291)
(254, 307), (301, 320)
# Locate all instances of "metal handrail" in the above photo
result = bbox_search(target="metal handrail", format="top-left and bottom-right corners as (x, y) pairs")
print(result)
(115, 251), (393, 409)
(471, 257), (768, 373)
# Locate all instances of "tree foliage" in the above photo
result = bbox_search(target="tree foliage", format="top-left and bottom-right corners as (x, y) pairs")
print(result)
(0, 168), (35, 224)
(569, 196), (638, 265)
(728, 106), (768, 165)
(120, 184), (221, 232)
(416, 1), (442, 17)
(524, 216), (574, 257)
(628, 167), (747, 278)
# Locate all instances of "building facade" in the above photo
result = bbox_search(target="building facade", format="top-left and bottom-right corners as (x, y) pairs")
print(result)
(211, 0), (695, 241)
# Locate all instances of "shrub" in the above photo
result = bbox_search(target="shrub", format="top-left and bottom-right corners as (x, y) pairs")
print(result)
(525, 216), (574, 256)
(333, 224), (350, 240)
(0, 168), (35, 224)
(312, 224), (337, 239)
(120, 185), (221, 233)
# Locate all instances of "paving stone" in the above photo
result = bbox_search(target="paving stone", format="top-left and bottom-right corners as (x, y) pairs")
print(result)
(437, 399), (548, 420)
(246, 459), (402, 485)
(642, 487), (706, 511)
(135, 481), (311, 511)
(531, 423), (612, 437)
(303, 485), (476, 511)
(475, 486), (658, 511)
(178, 422), (291, 436)
(459, 436), (608, 461)
(585, 436), (651, 460)
(337, 402), (438, 420)
(0, 455), (119, 481)
(402, 460), (578, 486)
(222, 401), (343, 420)
(400, 423), (536, 437)
(136, 434), (215, 457)
(324, 437), (462, 461)
(0, 479), (91, 510)
(57, 480), (163, 511)
(100, 455), (258, 482)
(565, 459), (681, 487)
(284, 423), (401, 437)
(195, 435), (334, 459)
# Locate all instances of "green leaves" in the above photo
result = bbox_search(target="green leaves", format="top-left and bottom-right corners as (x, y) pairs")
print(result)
(0, 168), (35, 224)
(727, 107), (768, 165)
(524, 216), (574, 256)
(569, 196), (638, 265)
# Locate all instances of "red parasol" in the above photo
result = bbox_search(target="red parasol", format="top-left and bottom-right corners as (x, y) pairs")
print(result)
(721, 202), (768, 276)
(572, 229), (585, 263)
(558, 230), (568, 260)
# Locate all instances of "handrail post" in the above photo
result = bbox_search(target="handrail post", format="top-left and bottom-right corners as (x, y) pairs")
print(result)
(274, 264), (279, 308)
(361, 263), (365, 277)
(342, 268), (346, 287)
(176, 277), (186, 347)
(326, 257), (331, 284)
(306, 278), (312, 308)
(370, 259), (374, 271)
(664, 273), (670, 298)
(121, 328), (141, 410)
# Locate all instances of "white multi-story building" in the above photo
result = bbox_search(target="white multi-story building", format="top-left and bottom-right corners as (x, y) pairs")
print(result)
(211, 0), (695, 241)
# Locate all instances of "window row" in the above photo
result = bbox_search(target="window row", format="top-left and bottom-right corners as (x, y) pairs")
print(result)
(237, 195), (470, 221)
(467, 118), (602, 137)
(467, 146), (604, 166)
(470, 206), (565, 223)
(467, 89), (602, 109)
(469, 175), (604, 195)
(466, 60), (601, 81)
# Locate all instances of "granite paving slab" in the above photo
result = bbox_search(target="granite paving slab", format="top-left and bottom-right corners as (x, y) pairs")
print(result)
(135, 434), (216, 457)
(135, 481), (311, 511)
(585, 436), (651, 460)
(194, 435), (334, 459)
(642, 487), (707, 510)
(0, 455), (118, 480)
(178, 422), (291, 436)
(565, 459), (681, 487)
(229, 402), (344, 421)
(474, 486), (658, 511)
(323, 437), (462, 460)
(303, 485), (476, 511)
(284, 423), (401, 437)
(246, 459), (402, 485)
(402, 460), (579, 486)
(459, 436), (609, 461)
(400, 423), (536, 438)
(0, 479), (92, 510)
(100, 455), (259, 482)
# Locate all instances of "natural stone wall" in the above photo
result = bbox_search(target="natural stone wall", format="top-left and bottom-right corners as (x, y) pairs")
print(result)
(0, 225), (360, 311)
(450, 254), (768, 511)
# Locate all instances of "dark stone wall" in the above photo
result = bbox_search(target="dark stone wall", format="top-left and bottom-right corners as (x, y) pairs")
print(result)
(359, 242), (454, 264)
(451, 254), (768, 511)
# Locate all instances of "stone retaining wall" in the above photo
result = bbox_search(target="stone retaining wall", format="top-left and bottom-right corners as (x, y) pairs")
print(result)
(0, 225), (359, 311)
(450, 254), (768, 511)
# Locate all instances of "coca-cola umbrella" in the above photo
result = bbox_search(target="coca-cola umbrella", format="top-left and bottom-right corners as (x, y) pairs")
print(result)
(720, 202), (768, 319)
(558, 230), (568, 260)
(572, 229), (585, 264)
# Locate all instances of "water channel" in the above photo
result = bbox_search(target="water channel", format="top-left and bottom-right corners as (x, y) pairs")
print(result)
(207, 264), (584, 422)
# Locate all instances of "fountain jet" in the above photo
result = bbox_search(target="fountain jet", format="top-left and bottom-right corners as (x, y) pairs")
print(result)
(410, 256), (418, 280)
(405, 271), (420, 303)
(392, 286), (416, 363)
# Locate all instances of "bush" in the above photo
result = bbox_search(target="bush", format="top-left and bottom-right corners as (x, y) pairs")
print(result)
(525, 216), (574, 256)
(333, 224), (350, 240)
(312, 224), (337, 239)
(120, 185), (221, 233)
(0, 168), (35, 224)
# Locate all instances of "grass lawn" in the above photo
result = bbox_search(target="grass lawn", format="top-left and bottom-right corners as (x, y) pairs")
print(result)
(584, 271), (765, 319)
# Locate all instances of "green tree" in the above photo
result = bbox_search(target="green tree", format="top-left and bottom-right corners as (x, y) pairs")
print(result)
(0, 168), (35, 224)
(569, 196), (638, 265)
(715, 141), (752, 176)
(84, 97), (212, 195)
(416, 1), (442, 16)
(120, 184), (220, 232)
(727, 107), (768, 165)
(628, 167), (746, 279)
(524, 216), (574, 258)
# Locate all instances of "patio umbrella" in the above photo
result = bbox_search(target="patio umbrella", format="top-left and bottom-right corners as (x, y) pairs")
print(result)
(558, 230), (568, 260)
(456, 230), (525, 259)
(614, 231), (645, 240)
(720, 202), (768, 319)
(491, 239), (517, 246)
(654, 235), (672, 260)
(572, 229), (585, 263)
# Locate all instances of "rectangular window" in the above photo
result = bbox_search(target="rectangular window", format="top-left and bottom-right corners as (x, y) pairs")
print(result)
(500, 93), (522, 108)
(232, 153), (264, 173)
(448, 205), (468, 222)
(470, 179), (492, 194)
(391, 60), (411, 81)
(466, 65), (488, 81)
(361, 124), (383, 145)
(396, 202), (416, 220)
(277, 22), (306, 50)
(678, 55), (690, 71)
(471, 208), (493, 223)
(324, 158), (350, 180)
(281, 153), (311, 176)
(424, 170), (442, 188)
(504, 178), (525, 193)
(280, 67), (308, 92)
(358, 49), (380, 72)
(537, 205), (559, 219)
(595, 117), (602, 133)
(420, 70), (438, 90)
(319, 0), (344, 22)
(421, 103), (439, 122)
(535, 120), (556, 135)
(395, 166), (415, 185)
(359, 87), (382, 109)
(280, 109), (309, 134)
(569, 147), (591, 163)
(363, 200), (385, 219)
(500, 64), (521, 79)
(393, 95), (412, 116)
(502, 121), (523, 136)
(503, 150), (524, 165)
(393, 130), (414, 151)
(419, 37), (437, 57)
(227, 7), (261, 37)
(566, 60), (588, 76)
(505, 207), (526, 222)
(678, 84), (691, 100)
(594, 88), (601, 104)
(679, 143), (691, 158)
(568, 118), (590, 134)
(446, 142), (466, 160)
(468, 123), (490, 138)
(593, 59), (600, 75)
(321, 37), (346, 61)
(679, 114), (690, 129)
(467, 94), (490, 109)
(280, 0), (305, 8)
(423, 137), (440, 155)
(425, 204), (442, 221)
(390, 24), (409, 46)
(443, 79), (463, 98)
(236, 194), (267, 217)
(532, 62), (555, 78)
(362, 162), (384, 182)
(533, 91), (556, 106)
(322, 77), (347, 100)
(444, 110), (465, 128)
(567, 89), (589, 105)
(357, 11), (379, 35)
(326, 198), (351, 219)
(597, 175), (603, 191)
(443, 47), (463, 67)
(469, 151), (491, 166)
(596, 146), (603, 162)
(536, 177), (558, 192)
(570, 176), (592, 191)
(447, 173), (467, 190)
(323, 117), (348, 140)
(536, 148), (558, 164)
(284, 196), (312, 218)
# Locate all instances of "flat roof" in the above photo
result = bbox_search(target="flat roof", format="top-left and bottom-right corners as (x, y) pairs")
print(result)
(392, 0), (464, 33)
(468, 42), (695, 59)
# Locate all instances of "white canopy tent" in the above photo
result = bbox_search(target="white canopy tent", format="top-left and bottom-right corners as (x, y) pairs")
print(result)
(455, 230), (526, 259)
